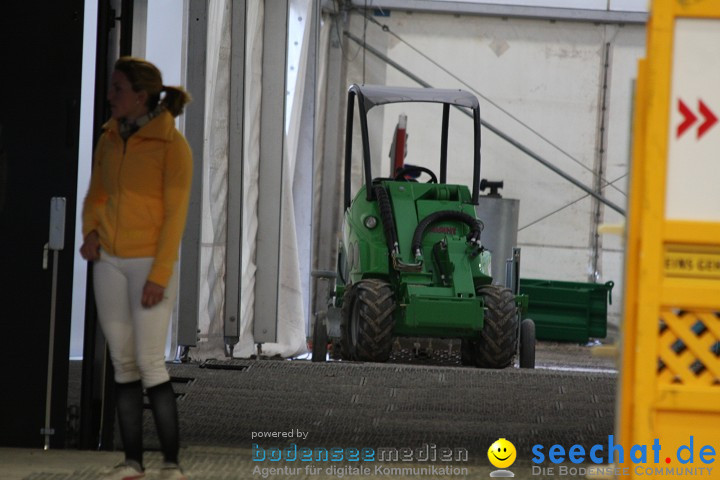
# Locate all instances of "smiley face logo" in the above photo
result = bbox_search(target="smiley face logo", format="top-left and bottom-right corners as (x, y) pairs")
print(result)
(488, 438), (517, 469)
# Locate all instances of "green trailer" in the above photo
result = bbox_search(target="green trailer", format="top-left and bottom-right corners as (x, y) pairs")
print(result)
(518, 279), (614, 343)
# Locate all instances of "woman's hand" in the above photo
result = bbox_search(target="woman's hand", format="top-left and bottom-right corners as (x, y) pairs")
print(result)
(142, 280), (165, 308)
(80, 230), (101, 261)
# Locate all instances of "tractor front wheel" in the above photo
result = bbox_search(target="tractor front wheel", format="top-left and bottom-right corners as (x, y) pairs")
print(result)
(311, 313), (328, 363)
(341, 279), (396, 362)
(466, 285), (518, 369)
(519, 318), (536, 368)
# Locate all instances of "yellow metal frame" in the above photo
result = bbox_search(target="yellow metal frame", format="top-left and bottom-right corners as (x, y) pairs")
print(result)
(619, 1), (720, 478)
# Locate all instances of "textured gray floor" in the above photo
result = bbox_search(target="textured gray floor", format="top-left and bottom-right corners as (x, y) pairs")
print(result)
(40, 341), (618, 479)
(136, 342), (617, 461)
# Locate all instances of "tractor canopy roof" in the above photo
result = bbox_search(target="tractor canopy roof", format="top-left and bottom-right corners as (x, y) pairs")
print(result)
(350, 84), (479, 112)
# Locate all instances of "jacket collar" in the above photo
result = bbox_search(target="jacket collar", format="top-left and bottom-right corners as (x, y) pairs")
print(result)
(103, 110), (175, 142)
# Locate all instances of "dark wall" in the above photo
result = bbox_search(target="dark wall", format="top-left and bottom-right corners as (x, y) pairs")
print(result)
(0, 1), (84, 447)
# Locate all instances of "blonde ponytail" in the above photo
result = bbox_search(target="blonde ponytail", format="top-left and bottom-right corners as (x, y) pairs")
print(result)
(160, 86), (192, 117)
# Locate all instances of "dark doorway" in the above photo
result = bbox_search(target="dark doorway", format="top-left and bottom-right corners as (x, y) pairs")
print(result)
(0, 1), (85, 447)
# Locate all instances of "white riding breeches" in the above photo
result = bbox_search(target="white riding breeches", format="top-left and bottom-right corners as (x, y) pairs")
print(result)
(93, 250), (178, 388)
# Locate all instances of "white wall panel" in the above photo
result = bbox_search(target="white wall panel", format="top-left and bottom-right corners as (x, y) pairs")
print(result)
(345, 13), (388, 199)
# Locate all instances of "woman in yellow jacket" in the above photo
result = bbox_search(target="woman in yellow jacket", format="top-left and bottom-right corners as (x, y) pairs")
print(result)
(81, 57), (192, 480)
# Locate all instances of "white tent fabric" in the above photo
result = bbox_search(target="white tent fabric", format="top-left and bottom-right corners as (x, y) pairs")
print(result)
(235, 0), (263, 359)
(270, 0), (315, 356)
(192, 0), (231, 360)
(191, 0), (310, 360)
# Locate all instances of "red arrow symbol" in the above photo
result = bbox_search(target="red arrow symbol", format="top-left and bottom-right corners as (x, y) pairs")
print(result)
(677, 99), (697, 138)
(698, 100), (718, 139)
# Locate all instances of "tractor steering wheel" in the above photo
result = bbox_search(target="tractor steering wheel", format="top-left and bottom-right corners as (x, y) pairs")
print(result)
(394, 165), (438, 184)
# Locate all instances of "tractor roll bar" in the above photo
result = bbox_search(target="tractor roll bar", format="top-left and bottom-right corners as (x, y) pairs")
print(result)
(440, 103), (449, 184)
(344, 84), (482, 210)
(344, 87), (374, 209)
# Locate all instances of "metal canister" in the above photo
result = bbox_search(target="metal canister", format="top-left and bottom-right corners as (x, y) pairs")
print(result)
(474, 183), (519, 286)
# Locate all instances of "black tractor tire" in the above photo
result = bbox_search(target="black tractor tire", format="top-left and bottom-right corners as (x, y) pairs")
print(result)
(311, 314), (328, 363)
(473, 285), (519, 369)
(341, 279), (396, 362)
(519, 318), (536, 369)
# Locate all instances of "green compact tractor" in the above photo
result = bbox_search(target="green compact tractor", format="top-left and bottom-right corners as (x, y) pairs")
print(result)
(313, 84), (535, 368)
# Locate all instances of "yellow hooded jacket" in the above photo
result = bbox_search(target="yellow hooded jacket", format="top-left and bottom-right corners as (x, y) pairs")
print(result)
(82, 111), (193, 287)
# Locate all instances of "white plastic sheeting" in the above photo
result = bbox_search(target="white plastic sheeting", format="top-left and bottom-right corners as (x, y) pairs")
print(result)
(193, 0), (232, 359)
(236, 0), (263, 359)
(191, 0), (311, 360)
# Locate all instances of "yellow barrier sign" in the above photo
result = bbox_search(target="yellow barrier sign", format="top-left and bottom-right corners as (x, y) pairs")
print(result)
(618, 1), (720, 479)
(665, 248), (720, 279)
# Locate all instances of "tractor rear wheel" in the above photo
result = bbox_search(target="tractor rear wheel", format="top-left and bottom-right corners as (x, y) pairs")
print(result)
(341, 279), (396, 362)
(470, 285), (518, 369)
